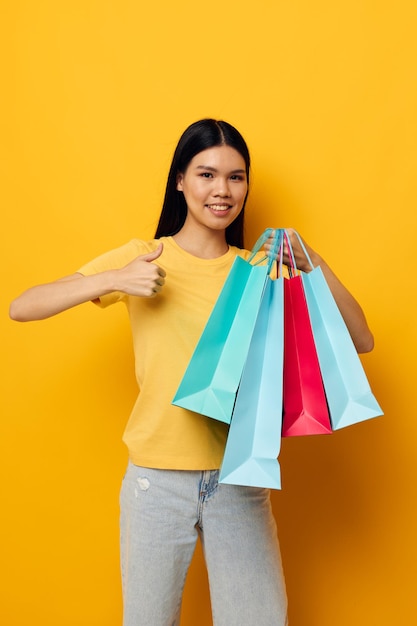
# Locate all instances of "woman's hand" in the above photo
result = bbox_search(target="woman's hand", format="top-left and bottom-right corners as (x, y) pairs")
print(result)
(264, 228), (317, 273)
(264, 228), (374, 354)
(115, 243), (166, 297)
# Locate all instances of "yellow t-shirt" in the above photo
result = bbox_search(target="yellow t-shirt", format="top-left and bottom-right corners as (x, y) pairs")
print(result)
(78, 236), (254, 470)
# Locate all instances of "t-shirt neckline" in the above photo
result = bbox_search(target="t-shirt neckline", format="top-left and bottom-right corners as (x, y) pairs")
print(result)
(164, 236), (237, 265)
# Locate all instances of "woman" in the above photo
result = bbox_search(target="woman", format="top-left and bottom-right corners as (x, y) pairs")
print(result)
(10, 119), (374, 626)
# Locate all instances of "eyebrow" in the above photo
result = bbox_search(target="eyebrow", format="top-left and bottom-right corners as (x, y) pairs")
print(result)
(195, 165), (246, 174)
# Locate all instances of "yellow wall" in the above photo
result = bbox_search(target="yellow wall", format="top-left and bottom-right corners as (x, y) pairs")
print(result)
(1, 1), (416, 624)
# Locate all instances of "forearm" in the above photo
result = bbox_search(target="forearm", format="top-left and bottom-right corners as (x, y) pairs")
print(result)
(311, 253), (374, 353)
(9, 271), (119, 322)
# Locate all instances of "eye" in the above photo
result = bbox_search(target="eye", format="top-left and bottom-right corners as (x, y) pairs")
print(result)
(200, 172), (213, 178)
(230, 174), (245, 181)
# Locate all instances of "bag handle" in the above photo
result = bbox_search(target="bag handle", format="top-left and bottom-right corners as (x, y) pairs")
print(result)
(291, 230), (315, 270)
(283, 229), (297, 277)
(276, 229), (285, 277)
(248, 228), (284, 274)
(247, 227), (274, 262)
(283, 229), (315, 275)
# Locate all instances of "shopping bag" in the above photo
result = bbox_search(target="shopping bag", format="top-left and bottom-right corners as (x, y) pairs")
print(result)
(293, 232), (383, 429)
(219, 273), (284, 489)
(282, 271), (333, 436)
(172, 229), (281, 424)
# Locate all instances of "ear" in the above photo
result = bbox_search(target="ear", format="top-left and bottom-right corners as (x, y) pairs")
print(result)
(176, 172), (184, 191)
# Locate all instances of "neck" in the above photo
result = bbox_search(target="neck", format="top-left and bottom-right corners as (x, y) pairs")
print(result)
(173, 226), (229, 259)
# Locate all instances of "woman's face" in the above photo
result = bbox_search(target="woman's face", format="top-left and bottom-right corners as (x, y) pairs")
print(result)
(176, 145), (248, 235)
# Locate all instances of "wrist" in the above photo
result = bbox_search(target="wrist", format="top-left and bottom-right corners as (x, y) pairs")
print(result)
(104, 269), (122, 293)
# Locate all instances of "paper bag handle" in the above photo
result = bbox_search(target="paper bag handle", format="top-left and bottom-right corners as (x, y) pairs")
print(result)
(283, 229), (315, 275)
(248, 228), (284, 275)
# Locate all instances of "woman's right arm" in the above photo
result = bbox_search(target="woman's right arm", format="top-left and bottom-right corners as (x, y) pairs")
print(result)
(9, 271), (120, 321)
(9, 244), (166, 322)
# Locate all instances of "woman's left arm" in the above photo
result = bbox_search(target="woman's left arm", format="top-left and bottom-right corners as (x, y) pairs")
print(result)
(266, 229), (374, 354)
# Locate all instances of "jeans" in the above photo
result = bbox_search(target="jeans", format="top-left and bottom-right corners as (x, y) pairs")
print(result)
(120, 463), (288, 626)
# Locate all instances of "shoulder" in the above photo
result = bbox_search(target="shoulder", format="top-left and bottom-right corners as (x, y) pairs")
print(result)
(127, 238), (163, 256)
(78, 238), (161, 275)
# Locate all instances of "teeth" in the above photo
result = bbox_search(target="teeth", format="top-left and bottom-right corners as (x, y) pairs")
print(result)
(208, 205), (230, 211)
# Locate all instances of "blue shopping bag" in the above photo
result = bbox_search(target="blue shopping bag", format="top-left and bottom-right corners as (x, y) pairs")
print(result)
(292, 232), (383, 430)
(172, 229), (282, 424)
(219, 262), (284, 490)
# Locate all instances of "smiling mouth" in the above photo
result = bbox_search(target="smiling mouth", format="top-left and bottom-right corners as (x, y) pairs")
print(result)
(206, 204), (232, 212)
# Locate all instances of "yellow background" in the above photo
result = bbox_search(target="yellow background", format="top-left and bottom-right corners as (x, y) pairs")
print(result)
(1, 1), (416, 624)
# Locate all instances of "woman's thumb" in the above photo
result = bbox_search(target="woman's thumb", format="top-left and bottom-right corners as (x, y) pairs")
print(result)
(140, 242), (164, 263)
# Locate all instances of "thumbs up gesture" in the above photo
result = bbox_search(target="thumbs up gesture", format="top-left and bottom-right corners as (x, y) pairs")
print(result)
(117, 243), (166, 297)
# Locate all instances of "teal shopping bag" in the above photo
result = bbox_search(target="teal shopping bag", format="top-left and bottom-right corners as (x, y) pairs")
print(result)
(219, 274), (284, 489)
(293, 232), (383, 430)
(172, 229), (281, 424)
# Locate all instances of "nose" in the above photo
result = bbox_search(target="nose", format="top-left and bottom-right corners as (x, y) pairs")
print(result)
(214, 177), (231, 197)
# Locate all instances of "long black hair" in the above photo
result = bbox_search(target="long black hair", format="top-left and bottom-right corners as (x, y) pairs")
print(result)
(154, 119), (250, 248)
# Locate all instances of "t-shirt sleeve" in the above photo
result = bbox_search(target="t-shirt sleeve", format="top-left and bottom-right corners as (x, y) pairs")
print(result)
(77, 239), (158, 308)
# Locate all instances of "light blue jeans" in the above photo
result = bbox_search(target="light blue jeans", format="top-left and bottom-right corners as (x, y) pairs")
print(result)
(120, 463), (288, 626)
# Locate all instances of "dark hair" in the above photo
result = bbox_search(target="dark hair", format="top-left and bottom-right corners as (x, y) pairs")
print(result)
(154, 119), (250, 248)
